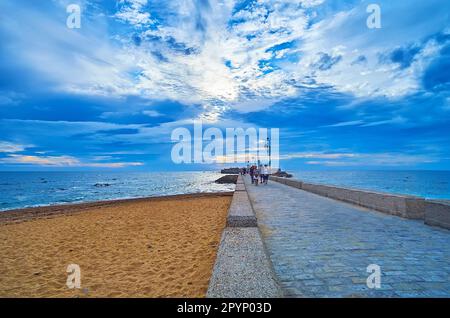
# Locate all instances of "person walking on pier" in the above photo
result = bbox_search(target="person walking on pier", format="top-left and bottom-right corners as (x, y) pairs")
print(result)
(262, 164), (269, 184)
(253, 166), (260, 186)
(249, 165), (255, 184)
(259, 165), (264, 184)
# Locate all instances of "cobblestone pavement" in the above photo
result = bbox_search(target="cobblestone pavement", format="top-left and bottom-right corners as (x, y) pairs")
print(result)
(244, 177), (450, 297)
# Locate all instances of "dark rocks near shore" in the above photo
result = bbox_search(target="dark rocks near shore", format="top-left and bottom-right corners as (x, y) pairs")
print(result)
(215, 175), (238, 184)
(94, 183), (111, 187)
(220, 168), (240, 174)
(272, 170), (293, 178)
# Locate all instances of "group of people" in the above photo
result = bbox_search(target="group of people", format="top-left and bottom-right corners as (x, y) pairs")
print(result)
(241, 164), (270, 186)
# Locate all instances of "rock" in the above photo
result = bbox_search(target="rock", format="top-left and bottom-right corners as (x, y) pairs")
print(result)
(220, 168), (241, 174)
(215, 175), (238, 184)
(94, 183), (111, 187)
(272, 170), (292, 178)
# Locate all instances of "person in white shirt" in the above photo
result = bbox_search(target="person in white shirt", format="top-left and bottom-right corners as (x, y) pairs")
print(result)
(259, 165), (264, 184)
(262, 164), (269, 184)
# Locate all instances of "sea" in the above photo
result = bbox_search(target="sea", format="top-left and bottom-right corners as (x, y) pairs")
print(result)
(291, 170), (450, 200)
(0, 170), (449, 212)
(0, 171), (234, 212)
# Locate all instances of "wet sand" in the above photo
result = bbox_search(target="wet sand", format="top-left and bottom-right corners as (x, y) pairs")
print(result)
(0, 193), (232, 297)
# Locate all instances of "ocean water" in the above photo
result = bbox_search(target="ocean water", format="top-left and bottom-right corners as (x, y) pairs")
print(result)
(0, 171), (234, 211)
(1, 170), (449, 212)
(291, 170), (450, 200)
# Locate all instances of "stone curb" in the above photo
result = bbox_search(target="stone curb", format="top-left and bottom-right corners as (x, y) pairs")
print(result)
(235, 183), (246, 191)
(226, 190), (257, 227)
(207, 175), (282, 298)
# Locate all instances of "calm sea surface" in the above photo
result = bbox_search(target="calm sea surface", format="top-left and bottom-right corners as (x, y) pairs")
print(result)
(0, 171), (234, 211)
(291, 170), (450, 200)
(1, 170), (449, 211)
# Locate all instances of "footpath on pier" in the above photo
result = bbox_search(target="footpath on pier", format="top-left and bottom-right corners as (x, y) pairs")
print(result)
(245, 176), (450, 297)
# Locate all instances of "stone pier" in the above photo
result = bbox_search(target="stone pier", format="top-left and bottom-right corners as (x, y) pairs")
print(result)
(246, 176), (450, 297)
(270, 176), (450, 229)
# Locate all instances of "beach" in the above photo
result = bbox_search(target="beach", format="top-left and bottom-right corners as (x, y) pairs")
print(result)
(0, 193), (232, 298)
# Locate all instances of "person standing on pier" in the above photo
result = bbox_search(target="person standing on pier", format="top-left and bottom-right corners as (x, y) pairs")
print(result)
(259, 165), (264, 184)
(249, 165), (255, 184)
(253, 166), (260, 186)
(262, 164), (269, 184)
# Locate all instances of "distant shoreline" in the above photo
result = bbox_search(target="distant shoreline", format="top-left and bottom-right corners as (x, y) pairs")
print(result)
(0, 192), (234, 224)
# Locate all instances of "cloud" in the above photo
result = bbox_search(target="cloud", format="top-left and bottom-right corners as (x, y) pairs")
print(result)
(422, 41), (450, 91)
(198, 150), (435, 168)
(203, 151), (357, 165)
(0, 91), (25, 106)
(0, 154), (144, 168)
(351, 55), (367, 66)
(281, 152), (358, 160)
(1, 0), (449, 115)
(322, 120), (365, 128)
(296, 1), (450, 98)
(303, 152), (436, 167)
(142, 110), (162, 117)
(361, 116), (407, 127)
(387, 45), (422, 69)
(0, 0), (138, 97)
(0, 141), (31, 153)
(0, 1), (449, 171)
(115, 0), (155, 27)
(312, 52), (343, 71)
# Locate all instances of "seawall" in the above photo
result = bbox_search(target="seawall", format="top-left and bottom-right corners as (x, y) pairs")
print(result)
(207, 175), (282, 298)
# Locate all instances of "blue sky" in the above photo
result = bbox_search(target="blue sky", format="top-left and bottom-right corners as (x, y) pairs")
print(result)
(0, 0), (449, 171)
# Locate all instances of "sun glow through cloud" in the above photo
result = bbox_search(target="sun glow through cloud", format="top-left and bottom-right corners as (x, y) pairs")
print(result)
(0, 0), (449, 170)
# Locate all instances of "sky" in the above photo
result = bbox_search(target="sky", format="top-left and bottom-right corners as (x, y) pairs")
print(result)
(0, 0), (449, 171)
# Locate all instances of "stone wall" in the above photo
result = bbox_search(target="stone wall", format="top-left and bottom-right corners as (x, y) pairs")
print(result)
(424, 200), (450, 230)
(207, 175), (282, 297)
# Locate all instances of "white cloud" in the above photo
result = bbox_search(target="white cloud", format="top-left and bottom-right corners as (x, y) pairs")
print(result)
(196, 150), (434, 168)
(361, 116), (407, 127)
(295, 1), (449, 99)
(142, 110), (162, 117)
(115, 0), (154, 27)
(0, 1), (138, 98)
(109, 0), (449, 113)
(302, 152), (436, 167)
(0, 154), (144, 168)
(322, 120), (365, 128)
(2, 0), (448, 117)
(0, 141), (31, 153)
(281, 152), (358, 160)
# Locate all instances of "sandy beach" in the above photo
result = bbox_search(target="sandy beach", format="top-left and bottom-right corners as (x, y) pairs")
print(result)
(0, 193), (232, 298)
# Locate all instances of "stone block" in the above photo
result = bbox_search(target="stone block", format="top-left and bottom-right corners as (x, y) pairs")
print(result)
(425, 200), (450, 229)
